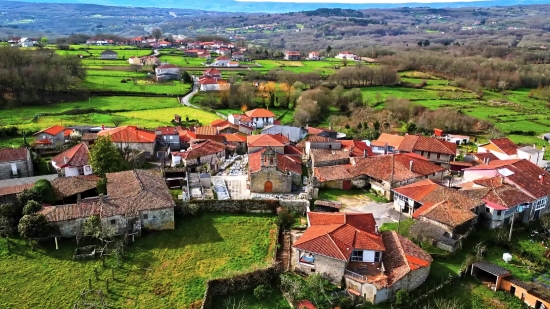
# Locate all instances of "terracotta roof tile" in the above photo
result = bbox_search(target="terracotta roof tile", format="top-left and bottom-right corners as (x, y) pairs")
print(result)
(313, 165), (352, 182)
(221, 133), (247, 142)
(339, 140), (374, 157)
(489, 138), (519, 155)
(156, 126), (178, 135)
(35, 125), (65, 136)
(0, 183), (34, 196)
(244, 108), (275, 118)
(414, 200), (477, 228)
(176, 140), (226, 160)
(398, 135), (456, 155)
(81, 133), (98, 141)
(374, 133), (405, 149)
(194, 126), (218, 136)
(294, 213), (383, 261)
(247, 134), (288, 147)
(248, 148), (302, 175)
(311, 149), (350, 164)
(51, 175), (100, 200)
(0, 147), (28, 163)
(350, 154), (445, 183)
(51, 143), (90, 168)
(97, 126), (156, 143)
(392, 179), (440, 200)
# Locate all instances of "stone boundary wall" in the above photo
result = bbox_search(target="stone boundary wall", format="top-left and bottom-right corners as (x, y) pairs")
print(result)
(182, 199), (307, 214)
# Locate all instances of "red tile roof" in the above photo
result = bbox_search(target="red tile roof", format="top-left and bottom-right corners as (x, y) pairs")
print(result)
(97, 126), (156, 143)
(284, 145), (304, 155)
(64, 129), (73, 137)
(51, 143), (90, 168)
(195, 126), (218, 136)
(296, 300), (317, 309)
(398, 135), (456, 155)
(465, 159), (550, 199)
(392, 179), (440, 201)
(313, 165), (353, 182)
(311, 149), (350, 164)
(373, 133), (405, 148)
(157, 64), (179, 69)
(0, 183), (34, 197)
(0, 147), (28, 163)
(51, 175), (100, 199)
(248, 148), (302, 175)
(350, 153), (445, 183)
(468, 152), (499, 164)
(221, 133), (247, 142)
(339, 140), (374, 157)
(176, 140), (226, 160)
(247, 134), (288, 147)
(35, 125), (65, 136)
(156, 126), (178, 135)
(307, 127), (334, 135)
(488, 138), (519, 155)
(244, 108), (276, 118)
(285, 51), (300, 55)
(413, 200), (477, 228)
(199, 77), (218, 85)
(293, 213), (383, 261)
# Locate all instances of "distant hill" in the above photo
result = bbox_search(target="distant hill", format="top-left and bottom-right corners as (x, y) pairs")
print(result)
(9, 0), (550, 13)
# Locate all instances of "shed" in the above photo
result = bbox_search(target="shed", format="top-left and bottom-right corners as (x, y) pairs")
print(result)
(471, 261), (511, 291)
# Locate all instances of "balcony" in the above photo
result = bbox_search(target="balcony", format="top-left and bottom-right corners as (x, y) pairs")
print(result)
(345, 261), (385, 283)
(345, 269), (366, 282)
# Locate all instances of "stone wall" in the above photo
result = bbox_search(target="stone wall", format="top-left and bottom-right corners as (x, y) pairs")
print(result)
(250, 167), (292, 193)
(0, 160), (32, 180)
(181, 199), (307, 215)
(293, 249), (346, 284)
(141, 208), (175, 230)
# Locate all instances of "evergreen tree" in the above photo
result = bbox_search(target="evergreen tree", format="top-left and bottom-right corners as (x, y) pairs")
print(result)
(88, 136), (129, 178)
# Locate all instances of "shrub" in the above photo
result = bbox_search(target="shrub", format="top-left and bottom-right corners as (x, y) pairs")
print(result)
(121, 79), (127, 83)
(253, 284), (271, 300)
(338, 297), (354, 309)
(33, 179), (56, 204)
(23, 201), (42, 215)
(394, 290), (410, 308)
(276, 207), (295, 230)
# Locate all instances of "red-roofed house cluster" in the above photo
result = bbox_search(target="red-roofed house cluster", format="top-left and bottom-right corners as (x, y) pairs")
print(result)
(292, 212), (432, 305)
(199, 68), (231, 91)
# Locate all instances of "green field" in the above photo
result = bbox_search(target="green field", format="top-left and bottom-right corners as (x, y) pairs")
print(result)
(83, 75), (191, 95)
(212, 284), (291, 309)
(158, 56), (207, 67)
(0, 213), (277, 309)
(0, 96), (219, 131)
(253, 60), (342, 74)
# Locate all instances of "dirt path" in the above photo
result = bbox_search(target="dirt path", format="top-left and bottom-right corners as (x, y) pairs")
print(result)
(276, 230), (291, 272)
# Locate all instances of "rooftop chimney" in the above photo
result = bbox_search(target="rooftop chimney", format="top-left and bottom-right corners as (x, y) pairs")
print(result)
(410, 160), (414, 171)
(363, 149), (367, 158)
(540, 175), (545, 184)
(63, 157), (68, 164)
(375, 225), (379, 234)
(101, 124), (105, 130)
(534, 143), (536, 149)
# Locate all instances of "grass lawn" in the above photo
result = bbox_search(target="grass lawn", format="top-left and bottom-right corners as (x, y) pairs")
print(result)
(0, 136), (25, 148)
(317, 188), (365, 200)
(212, 284), (291, 309)
(159, 56), (206, 67)
(0, 213), (277, 309)
(83, 75), (191, 95)
(379, 219), (414, 237)
(114, 106), (220, 128)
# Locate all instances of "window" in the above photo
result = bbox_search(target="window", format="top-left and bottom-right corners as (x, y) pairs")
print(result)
(497, 210), (502, 216)
(110, 219), (116, 225)
(421, 151), (425, 156)
(535, 197), (547, 210)
(374, 252), (381, 263)
(486, 208), (491, 213)
(351, 250), (363, 262)
(143, 214), (148, 220)
(437, 153), (441, 160)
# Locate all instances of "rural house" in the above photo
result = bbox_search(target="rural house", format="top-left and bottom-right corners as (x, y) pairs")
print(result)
(34, 125), (66, 147)
(0, 148), (33, 180)
(284, 51), (301, 60)
(463, 159), (550, 222)
(0, 175), (58, 204)
(517, 145), (548, 168)
(310, 149), (350, 169)
(170, 140), (227, 172)
(51, 175), (100, 203)
(155, 64), (181, 81)
(308, 51), (320, 60)
(51, 143), (92, 177)
(261, 125), (307, 143)
(292, 212), (432, 305)
(40, 169), (176, 237)
(248, 146), (302, 193)
(211, 56), (231, 66)
(477, 138), (519, 160)
(199, 77), (230, 91)
(127, 56), (141, 65)
(397, 135), (457, 168)
(244, 108), (276, 128)
(99, 50), (118, 60)
(371, 133), (405, 155)
(97, 126), (157, 158)
(155, 126), (181, 150)
(459, 176), (533, 229)
(335, 51), (358, 60)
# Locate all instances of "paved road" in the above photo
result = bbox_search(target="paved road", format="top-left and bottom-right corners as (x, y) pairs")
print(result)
(180, 77), (199, 108)
(342, 201), (402, 226)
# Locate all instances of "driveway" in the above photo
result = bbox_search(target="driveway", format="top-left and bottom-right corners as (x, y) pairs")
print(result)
(180, 77), (199, 108)
(341, 200), (402, 226)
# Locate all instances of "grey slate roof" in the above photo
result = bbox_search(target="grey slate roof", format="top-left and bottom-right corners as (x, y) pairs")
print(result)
(472, 261), (511, 277)
(517, 146), (543, 155)
(0, 174), (58, 189)
(261, 125), (307, 143)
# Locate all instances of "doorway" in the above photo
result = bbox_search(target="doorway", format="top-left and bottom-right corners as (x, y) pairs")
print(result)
(510, 286), (516, 295)
(264, 181), (273, 193)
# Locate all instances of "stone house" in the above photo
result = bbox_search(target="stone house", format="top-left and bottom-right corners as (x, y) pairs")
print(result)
(310, 149), (350, 170)
(0, 147), (33, 180)
(459, 176), (533, 229)
(477, 138), (519, 160)
(300, 136), (342, 160)
(34, 125), (66, 147)
(248, 147), (302, 193)
(39, 169), (176, 237)
(313, 165), (353, 190)
(292, 212), (432, 305)
(170, 140), (227, 172)
(397, 135), (457, 168)
(99, 50), (118, 60)
(345, 154), (446, 200)
(51, 143), (92, 177)
(463, 159), (550, 222)
(97, 126), (157, 158)
(51, 175), (100, 204)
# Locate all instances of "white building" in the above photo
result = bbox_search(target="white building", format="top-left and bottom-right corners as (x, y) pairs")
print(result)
(308, 52), (320, 60)
(210, 56), (231, 67)
(51, 143), (93, 177)
(336, 51), (358, 60)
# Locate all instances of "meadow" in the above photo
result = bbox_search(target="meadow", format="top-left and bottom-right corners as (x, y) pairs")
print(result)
(0, 97), (219, 132)
(253, 59), (345, 75)
(83, 75), (191, 95)
(0, 213), (277, 309)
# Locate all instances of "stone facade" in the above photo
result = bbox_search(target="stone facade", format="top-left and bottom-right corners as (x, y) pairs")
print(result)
(293, 248), (346, 283)
(141, 208), (175, 230)
(412, 150), (454, 168)
(114, 141), (156, 158)
(250, 166), (293, 193)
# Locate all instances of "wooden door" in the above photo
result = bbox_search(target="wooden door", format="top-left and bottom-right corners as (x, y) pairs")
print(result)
(343, 180), (352, 190)
(264, 181), (273, 193)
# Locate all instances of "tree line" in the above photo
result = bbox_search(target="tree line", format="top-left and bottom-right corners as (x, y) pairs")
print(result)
(0, 48), (87, 107)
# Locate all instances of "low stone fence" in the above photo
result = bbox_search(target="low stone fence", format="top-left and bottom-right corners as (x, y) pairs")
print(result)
(180, 199), (307, 215)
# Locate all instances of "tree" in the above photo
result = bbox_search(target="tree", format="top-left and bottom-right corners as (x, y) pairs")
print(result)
(18, 214), (57, 240)
(89, 136), (129, 178)
(82, 215), (114, 239)
(23, 201), (42, 215)
(423, 39), (431, 47)
(97, 178), (107, 195)
(418, 41), (423, 47)
(326, 45), (332, 55)
(151, 28), (163, 40)
(181, 71), (192, 83)
(395, 290), (410, 308)
(276, 208), (295, 230)
(541, 213), (550, 234)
